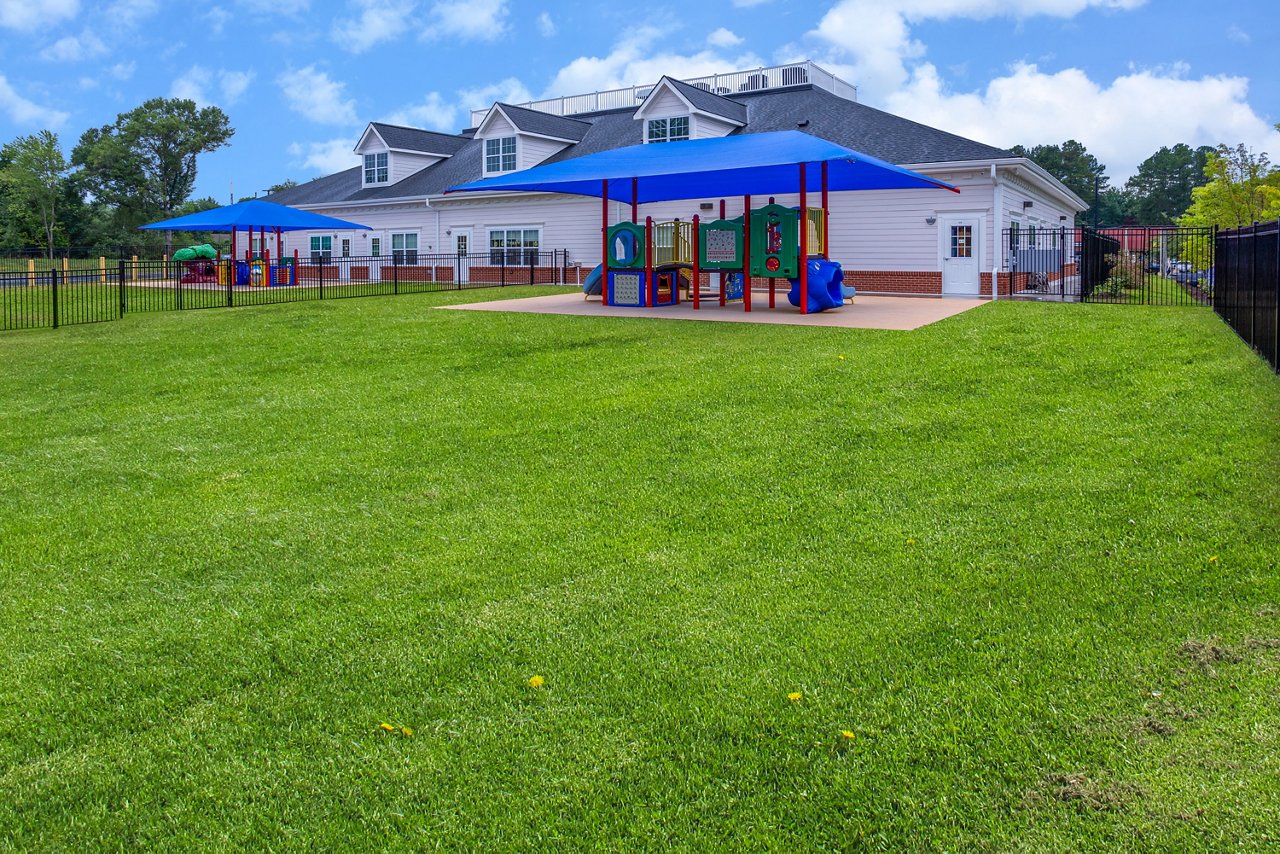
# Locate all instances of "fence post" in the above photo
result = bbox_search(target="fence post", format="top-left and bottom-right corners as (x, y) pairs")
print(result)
(319, 254), (325, 299)
(131, 255), (138, 284)
(393, 257), (399, 295)
(1274, 222), (1279, 370)
(51, 267), (59, 329)
(226, 260), (233, 307)
(529, 251), (535, 286)
(174, 256), (183, 310)
(118, 258), (126, 318)
(1250, 221), (1257, 350)
(501, 251), (506, 287)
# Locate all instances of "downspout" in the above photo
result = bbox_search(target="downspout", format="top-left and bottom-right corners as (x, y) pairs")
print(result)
(991, 164), (1002, 302)
(425, 197), (438, 253)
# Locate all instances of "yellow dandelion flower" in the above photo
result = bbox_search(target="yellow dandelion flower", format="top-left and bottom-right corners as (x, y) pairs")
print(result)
(788, 692), (803, 702)
(840, 730), (856, 740)
(838, 354), (846, 361)
(400, 726), (414, 737)
(1208, 555), (1219, 564)
(379, 722), (395, 732)
(528, 675), (545, 688)
(906, 537), (916, 545)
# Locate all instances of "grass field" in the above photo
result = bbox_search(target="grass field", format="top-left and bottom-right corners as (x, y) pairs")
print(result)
(1, 289), (1277, 849)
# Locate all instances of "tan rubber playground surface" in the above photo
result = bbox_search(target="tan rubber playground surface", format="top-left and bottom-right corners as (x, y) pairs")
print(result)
(442, 290), (986, 330)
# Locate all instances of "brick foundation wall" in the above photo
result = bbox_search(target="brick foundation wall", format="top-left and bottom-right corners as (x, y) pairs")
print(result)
(845, 270), (944, 295)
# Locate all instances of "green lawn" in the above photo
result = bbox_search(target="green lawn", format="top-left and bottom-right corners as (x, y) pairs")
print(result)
(1, 290), (1277, 849)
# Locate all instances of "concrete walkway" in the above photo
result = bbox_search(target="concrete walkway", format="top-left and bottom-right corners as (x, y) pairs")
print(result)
(442, 291), (986, 331)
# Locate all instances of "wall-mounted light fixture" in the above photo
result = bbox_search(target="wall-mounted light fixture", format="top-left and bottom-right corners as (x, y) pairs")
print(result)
(1059, 215), (1067, 222)
(925, 215), (937, 225)
(446, 229), (452, 236)
(699, 202), (714, 210)
(1023, 201), (1033, 209)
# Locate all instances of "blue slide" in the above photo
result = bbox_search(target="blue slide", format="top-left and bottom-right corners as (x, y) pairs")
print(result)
(582, 263), (604, 296)
(787, 259), (845, 312)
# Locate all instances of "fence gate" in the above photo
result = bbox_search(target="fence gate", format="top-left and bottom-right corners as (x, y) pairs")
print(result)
(1004, 226), (1214, 306)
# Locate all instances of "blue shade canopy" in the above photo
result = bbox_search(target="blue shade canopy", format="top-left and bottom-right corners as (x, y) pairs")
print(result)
(139, 199), (372, 232)
(447, 130), (958, 203)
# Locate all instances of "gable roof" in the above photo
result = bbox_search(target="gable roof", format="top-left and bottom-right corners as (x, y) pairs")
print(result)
(656, 77), (748, 125)
(267, 84), (1016, 207)
(365, 122), (470, 155)
(479, 102), (591, 142)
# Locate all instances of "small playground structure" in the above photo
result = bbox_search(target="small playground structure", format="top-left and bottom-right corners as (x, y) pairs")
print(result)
(449, 130), (958, 316)
(595, 196), (847, 312)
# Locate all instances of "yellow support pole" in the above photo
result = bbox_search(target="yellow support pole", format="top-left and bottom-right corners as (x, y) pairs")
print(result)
(27, 258), (34, 287)
(99, 256), (106, 284)
(61, 257), (69, 279)
(131, 255), (138, 283)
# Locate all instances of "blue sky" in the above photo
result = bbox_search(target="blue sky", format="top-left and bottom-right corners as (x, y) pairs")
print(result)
(1, 0), (1276, 203)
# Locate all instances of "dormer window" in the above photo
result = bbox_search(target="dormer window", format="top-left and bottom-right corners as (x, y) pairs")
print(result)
(485, 136), (516, 173)
(647, 117), (689, 144)
(364, 152), (388, 184)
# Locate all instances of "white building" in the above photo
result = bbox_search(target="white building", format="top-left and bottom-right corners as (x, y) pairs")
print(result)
(268, 61), (1086, 297)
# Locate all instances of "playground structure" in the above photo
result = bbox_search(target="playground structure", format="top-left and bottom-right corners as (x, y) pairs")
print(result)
(593, 191), (850, 313)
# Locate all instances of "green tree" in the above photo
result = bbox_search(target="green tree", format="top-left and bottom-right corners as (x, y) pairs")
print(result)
(1011, 139), (1110, 225)
(266, 179), (298, 195)
(1124, 143), (1214, 224)
(0, 131), (72, 258)
(72, 97), (233, 253)
(1179, 144), (1280, 228)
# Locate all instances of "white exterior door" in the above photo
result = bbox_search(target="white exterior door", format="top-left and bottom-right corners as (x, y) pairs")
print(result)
(941, 216), (981, 295)
(453, 229), (471, 283)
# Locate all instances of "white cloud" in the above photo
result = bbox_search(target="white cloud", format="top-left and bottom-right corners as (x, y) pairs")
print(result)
(0, 75), (69, 127)
(103, 0), (159, 27)
(171, 67), (256, 107)
(332, 0), (415, 53)
(537, 10), (554, 37)
(459, 77), (534, 110)
(807, 0), (1146, 100)
(206, 7), (231, 35)
(385, 91), (457, 130)
(277, 65), (357, 125)
(39, 31), (108, 62)
(544, 26), (765, 97)
(732, 0), (772, 6)
(1226, 24), (1249, 45)
(110, 61), (136, 81)
(288, 138), (359, 174)
(422, 0), (507, 42)
(887, 62), (1280, 180)
(707, 27), (743, 48)
(0, 0), (77, 31)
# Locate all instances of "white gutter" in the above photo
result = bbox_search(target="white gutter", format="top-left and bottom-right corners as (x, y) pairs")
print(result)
(991, 163), (1002, 302)
(907, 157), (1089, 213)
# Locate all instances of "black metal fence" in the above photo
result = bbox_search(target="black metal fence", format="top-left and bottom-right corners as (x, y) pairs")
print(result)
(1001, 226), (1213, 306)
(1215, 220), (1279, 372)
(1, 251), (581, 333)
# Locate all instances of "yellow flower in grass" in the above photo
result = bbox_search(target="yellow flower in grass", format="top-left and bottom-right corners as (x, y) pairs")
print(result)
(379, 722), (395, 733)
(400, 726), (414, 737)
(788, 692), (803, 702)
(1208, 555), (1219, 564)
(528, 675), (545, 689)
(840, 730), (856, 740)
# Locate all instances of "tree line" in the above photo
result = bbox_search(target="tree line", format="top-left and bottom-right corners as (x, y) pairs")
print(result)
(1010, 134), (1280, 229)
(0, 97), (234, 258)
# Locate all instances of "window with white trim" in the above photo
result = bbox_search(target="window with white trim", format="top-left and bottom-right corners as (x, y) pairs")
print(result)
(310, 235), (332, 262)
(647, 117), (689, 144)
(391, 232), (418, 264)
(485, 137), (516, 173)
(488, 228), (540, 264)
(370, 237), (381, 257)
(363, 152), (388, 184)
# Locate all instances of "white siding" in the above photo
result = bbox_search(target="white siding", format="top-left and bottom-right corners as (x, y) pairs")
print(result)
(693, 115), (737, 139)
(520, 135), (569, 170)
(642, 88), (687, 116)
(481, 113), (515, 136)
(391, 152), (443, 183)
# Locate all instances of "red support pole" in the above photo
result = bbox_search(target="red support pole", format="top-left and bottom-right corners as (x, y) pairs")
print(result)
(821, 161), (830, 261)
(743, 195), (752, 312)
(631, 177), (638, 223)
(719, 199), (727, 306)
(799, 162), (809, 315)
(601, 181), (609, 305)
(276, 227), (282, 265)
(645, 216), (654, 307)
(231, 226), (237, 263)
(293, 248), (299, 285)
(692, 214), (701, 310)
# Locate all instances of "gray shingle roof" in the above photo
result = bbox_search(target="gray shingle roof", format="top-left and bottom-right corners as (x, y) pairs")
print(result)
(267, 84), (1015, 207)
(489, 103), (590, 141)
(661, 77), (748, 125)
(369, 123), (470, 155)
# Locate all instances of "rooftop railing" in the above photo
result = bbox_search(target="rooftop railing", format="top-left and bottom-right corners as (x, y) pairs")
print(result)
(468, 61), (857, 127)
